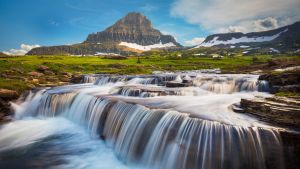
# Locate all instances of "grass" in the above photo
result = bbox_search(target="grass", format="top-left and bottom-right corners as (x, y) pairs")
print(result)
(0, 55), (256, 74)
(0, 78), (28, 92)
(0, 54), (299, 92)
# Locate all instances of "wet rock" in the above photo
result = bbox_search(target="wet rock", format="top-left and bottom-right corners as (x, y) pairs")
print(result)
(259, 71), (300, 93)
(166, 81), (192, 87)
(279, 130), (300, 169)
(0, 89), (19, 100)
(240, 96), (300, 128)
(230, 103), (244, 113)
(182, 75), (192, 83)
(70, 75), (84, 84)
(0, 91), (17, 124)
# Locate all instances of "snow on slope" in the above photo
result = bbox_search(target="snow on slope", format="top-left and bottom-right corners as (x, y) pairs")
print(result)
(196, 29), (288, 48)
(119, 42), (176, 51)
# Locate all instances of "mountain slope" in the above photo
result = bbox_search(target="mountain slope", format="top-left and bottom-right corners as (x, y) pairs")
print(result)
(27, 12), (180, 55)
(196, 21), (300, 50)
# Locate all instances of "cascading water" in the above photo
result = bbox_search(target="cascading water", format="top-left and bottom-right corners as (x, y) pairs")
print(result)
(0, 71), (285, 169)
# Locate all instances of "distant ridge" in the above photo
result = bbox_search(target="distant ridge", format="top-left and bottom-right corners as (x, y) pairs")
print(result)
(195, 21), (300, 50)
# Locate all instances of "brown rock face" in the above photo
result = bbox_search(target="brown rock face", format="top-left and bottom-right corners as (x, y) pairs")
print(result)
(85, 12), (180, 46)
(0, 89), (19, 100)
(259, 70), (300, 94)
(239, 96), (300, 128)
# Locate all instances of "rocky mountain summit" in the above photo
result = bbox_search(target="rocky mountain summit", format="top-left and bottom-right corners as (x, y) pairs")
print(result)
(86, 12), (179, 46)
(27, 12), (180, 55)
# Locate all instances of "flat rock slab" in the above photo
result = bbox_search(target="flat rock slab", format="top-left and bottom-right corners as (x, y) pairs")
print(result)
(240, 96), (300, 128)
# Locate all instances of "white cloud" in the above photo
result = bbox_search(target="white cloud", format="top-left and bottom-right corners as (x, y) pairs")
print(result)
(184, 37), (205, 46)
(171, 0), (300, 33)
(3, 44), (40, 56)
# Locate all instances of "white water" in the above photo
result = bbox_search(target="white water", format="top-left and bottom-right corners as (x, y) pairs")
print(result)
(0, 72), (285, 169)
(0, 118), (134, 169)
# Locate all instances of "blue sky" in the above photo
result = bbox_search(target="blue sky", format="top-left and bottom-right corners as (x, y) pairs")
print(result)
(1, 0), (299, 54)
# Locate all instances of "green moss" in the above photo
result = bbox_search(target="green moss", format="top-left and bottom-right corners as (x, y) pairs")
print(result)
(275, 92), (299, 97)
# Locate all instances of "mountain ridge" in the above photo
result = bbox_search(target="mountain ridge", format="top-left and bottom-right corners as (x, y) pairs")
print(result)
(196, 21), (300, 50)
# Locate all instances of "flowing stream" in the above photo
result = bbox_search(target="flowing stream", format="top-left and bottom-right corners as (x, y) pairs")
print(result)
(0, 72), (285, 169)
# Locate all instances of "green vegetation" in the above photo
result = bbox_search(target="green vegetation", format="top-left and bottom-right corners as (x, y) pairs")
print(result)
(275, 91), (299, 97)
(0, 51), (299, 93)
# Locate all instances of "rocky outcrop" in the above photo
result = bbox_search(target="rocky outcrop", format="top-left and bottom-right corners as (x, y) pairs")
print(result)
(0, 89), (19, 124)
(0, 52), (8, 57)
(0, 89), (19, 100)
(280, 130), (300, 169)
(259, 70), (300, 93)
(239, 96), (300, 128)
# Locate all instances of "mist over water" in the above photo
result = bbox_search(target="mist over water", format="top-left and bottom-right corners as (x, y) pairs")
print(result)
(0, 72), (284, 169)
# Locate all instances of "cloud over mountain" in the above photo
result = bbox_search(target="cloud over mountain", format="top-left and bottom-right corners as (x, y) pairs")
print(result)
(184, 37), (205, 46)
(171, 0), (300, 33)
(3, 44), (40, 55)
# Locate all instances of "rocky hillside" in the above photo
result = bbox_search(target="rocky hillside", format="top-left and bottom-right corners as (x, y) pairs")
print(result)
(196, 21), (300, 51)
(0, 52), (8, 57)
(27, 12), (180, 55)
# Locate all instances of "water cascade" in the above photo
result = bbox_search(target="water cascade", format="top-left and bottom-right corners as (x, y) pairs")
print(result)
(0, 72), (285, 169)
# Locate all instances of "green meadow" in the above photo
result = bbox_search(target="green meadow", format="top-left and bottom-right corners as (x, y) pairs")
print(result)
(0, 54), (299, 92)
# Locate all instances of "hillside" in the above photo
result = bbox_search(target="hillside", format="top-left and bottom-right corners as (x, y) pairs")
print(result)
(196, 21), (300, 51)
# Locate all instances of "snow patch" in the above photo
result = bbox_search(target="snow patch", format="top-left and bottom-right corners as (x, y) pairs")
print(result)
(240, 45), (250, 48)
(94, 52), (120, 56)
(119, 42), (176, 51)
(270, 48), (280, 53)
(196, 29), (288, 48)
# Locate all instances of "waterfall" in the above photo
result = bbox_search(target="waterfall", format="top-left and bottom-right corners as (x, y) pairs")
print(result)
(192, 74), (269, 93)
(15, 85), (283, 169)
(83, 74), (269, 93)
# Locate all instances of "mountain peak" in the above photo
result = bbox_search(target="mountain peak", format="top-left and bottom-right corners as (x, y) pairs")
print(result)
(104, 12), (153, 34)
(85, 12), (180, 46)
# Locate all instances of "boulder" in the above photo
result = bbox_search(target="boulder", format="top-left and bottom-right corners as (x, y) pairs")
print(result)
(70, 75), (84, 84)
(28, 71), (43, 77)
(32, 79), (39, 84)
(0, 89), (19, 100)
(166, 81), (192, 88)
(37, 65), (49, 71)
